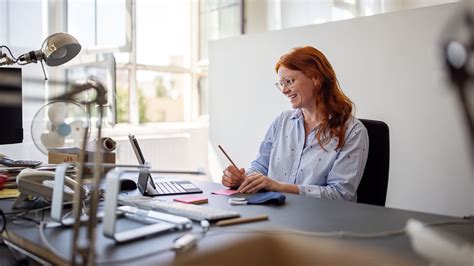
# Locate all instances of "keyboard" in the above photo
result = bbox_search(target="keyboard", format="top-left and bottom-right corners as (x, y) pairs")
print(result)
(119, 196), (240, 221)
(151, 180), (202, 195)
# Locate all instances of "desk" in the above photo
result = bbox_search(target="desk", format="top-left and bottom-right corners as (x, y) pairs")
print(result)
(1, 178), (473, 265)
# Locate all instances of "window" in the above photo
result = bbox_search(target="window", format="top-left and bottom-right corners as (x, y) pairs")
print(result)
(198, 0), (244, 116)
(62, 0), (243, 125)
(197, 76), (209, 116)
(136, 70), (190, 123)
(0, 1), (8, 43)
(262, 0), (384, 31)
(67, 0), (129, 51)
(2, 0), (44, 48)
(132, 0), (193, 123)
(65, 53), (116, 126)
(199, 0), (243, 61)
(136, 0), (191, 67)
(115, 68), (130, 123)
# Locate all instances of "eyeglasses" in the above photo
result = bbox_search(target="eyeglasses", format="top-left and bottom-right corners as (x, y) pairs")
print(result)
(274, 77), (296, 91)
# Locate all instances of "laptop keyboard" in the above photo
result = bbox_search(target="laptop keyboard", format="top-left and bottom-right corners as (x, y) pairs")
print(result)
(149, 180), (202, 195)
(119, 196), (240, 221)
(155, 181), (186, 194)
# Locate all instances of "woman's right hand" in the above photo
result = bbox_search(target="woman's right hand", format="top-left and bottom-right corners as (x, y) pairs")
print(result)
(221, 165), (245, 188)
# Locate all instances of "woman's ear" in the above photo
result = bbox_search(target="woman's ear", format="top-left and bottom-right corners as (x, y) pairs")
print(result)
(312, 77), (320, 88)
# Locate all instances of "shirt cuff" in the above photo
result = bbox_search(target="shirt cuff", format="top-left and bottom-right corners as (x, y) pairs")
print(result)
(245, 169), (258, 176)
(298, 185), (322, 198)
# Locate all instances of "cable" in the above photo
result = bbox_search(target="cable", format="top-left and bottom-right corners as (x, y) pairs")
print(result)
(424, 219), (473, 227)
(17, 216), (41, 226)
(4, 200), (74, 217)
(206, 219), (473, 240)
(96, 221), (210, 265)
(38, 221), (67, 261)
(207, 227), (404, 239)
(0, 45), (19, 61)
(7, 208), (50, 226)
(40, 199), (45, 222)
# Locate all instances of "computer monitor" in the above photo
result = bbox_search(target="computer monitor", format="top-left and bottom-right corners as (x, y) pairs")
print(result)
(0, 67), (23, 144)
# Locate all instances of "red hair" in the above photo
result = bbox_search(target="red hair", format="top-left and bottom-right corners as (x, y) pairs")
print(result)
(275, 46), (353, 150)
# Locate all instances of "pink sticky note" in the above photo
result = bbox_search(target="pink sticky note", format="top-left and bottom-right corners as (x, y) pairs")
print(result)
(212, 189), (239, 196)
(174, 195), (208, 204)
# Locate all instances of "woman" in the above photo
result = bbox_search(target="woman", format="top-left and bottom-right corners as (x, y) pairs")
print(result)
(221, 46), (369, 201)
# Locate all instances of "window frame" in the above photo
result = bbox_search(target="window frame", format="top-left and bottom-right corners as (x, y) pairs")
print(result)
(58, 0), (243, 126)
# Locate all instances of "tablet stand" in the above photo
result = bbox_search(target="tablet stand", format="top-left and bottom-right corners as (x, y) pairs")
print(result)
(103, 168), (179, 243)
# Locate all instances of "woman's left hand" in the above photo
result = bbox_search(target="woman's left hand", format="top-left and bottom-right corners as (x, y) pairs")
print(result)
(238, 172), (281, 193)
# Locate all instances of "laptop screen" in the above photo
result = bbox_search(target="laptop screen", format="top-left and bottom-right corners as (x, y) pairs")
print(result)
(128, 134), (202, 196)
(128, 134), (156, 193)
(129, 134), (146, 165)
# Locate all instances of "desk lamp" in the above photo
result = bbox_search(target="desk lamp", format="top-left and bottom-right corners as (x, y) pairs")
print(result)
(0, 32), (81, 79)
(0, 33), (81, 144)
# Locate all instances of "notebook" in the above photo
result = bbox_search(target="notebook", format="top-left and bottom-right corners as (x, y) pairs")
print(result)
(129, 134), (202, 196)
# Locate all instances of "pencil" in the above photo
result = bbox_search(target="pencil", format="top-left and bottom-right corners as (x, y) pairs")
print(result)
(217, 145), (239, 170)
(216, 215), (269, 226)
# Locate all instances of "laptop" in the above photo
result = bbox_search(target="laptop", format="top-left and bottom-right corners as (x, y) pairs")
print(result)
(128, 134), (202, 196)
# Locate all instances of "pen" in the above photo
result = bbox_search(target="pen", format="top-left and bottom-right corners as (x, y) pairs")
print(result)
(217, 145), (242, 190)
(216, 215), (269, 227)
(217, 145), (239, 170)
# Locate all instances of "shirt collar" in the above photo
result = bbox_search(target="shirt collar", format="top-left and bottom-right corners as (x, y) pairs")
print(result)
(290, 109), (303, 120)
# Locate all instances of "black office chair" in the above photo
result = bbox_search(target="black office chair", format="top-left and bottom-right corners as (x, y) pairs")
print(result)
(356, 119), (390, 207)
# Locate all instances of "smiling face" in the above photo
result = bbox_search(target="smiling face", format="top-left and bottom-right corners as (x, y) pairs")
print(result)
(274, 46), (354, 150)
(277, 66), (319, 111)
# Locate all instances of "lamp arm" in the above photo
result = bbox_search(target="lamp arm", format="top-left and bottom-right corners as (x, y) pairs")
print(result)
(0, 45), (17, 66)
(50, 77), (107, 106)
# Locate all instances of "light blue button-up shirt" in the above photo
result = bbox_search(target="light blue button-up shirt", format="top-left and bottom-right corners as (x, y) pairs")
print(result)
(248, 109), (369, 201)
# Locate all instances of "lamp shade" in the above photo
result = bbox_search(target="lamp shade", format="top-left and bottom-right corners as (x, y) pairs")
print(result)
(41, 32), (81, 66)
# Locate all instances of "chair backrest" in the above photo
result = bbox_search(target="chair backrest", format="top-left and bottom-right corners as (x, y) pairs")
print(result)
(357, 119), (390, 206)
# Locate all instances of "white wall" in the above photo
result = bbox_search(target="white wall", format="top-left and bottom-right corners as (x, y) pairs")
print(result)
(105, 124), (209, 174)
(0, 1), (6, 42)
(209, 3), (473, 217)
